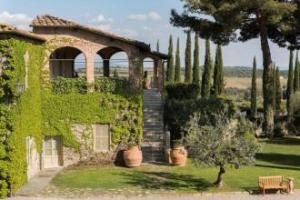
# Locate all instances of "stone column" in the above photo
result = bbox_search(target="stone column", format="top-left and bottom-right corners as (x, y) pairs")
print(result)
(128, 54), (143, 91)
(153, 59), (158, 88)
(103, 59), (110, 77)
(157, 59), (163, 92)
(86, 51), (95, 84)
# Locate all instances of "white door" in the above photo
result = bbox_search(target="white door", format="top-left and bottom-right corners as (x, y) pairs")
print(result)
(43, 137), (62, 168)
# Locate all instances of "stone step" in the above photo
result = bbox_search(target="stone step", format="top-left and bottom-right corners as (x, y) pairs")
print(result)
(144, 119), (163, 124)
(143, 116), (163, 120)
(144, 119), (164, 123)
(143, 134), (163, 138)
(144, 124), (164, 128)
(144, 127), (164, 132)
(142, 142), (164, 148)
(144, 130), (164, 135)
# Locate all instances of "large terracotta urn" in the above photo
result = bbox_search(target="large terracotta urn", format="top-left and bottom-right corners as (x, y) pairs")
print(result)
(124, 145), (143, 168)
(170, 146), (187, 167)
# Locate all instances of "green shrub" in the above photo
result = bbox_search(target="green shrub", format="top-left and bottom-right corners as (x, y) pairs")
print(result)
(94, 77), (130, 95)
(52, 77), (87, 94)
(164, 97), (235, 141)
(289, 92), (300, 134)
(165, 83), (200, 100)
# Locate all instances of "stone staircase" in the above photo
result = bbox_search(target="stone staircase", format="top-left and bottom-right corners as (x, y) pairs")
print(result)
(142, 89), (165, 162)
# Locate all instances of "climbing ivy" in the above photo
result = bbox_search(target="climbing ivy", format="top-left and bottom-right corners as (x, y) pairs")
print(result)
(0, 39), (143, 198)
(0, 39), (44, 197)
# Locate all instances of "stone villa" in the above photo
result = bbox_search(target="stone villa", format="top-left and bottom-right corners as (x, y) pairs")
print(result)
(0, 15), (167, 185)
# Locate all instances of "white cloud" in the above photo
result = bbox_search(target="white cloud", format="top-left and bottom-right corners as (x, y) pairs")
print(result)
(95, 14), (114, 23)
(0, 11), (32, 30)
(128, 14), (147, 21)
(128, 11), (161, 21)
(148, 11), (161, 20)
(88, 14), (114, 32)
(143, 26), (152, 31)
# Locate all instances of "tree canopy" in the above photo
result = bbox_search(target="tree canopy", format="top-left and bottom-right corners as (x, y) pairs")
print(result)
(171, 0), (300, 49)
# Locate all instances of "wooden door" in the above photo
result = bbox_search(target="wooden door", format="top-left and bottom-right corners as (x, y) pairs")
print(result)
(43, 137), (62, 168)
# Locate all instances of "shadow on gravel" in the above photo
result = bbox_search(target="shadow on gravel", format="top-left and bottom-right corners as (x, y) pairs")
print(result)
(120, 171), (213, 192)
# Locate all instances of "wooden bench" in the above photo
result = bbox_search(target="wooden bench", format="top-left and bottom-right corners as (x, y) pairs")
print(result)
(258, 176), (288, 194)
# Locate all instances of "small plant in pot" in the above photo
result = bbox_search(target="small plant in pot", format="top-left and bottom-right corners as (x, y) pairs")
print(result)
(123, 118), (143, 168)
(170, 139), (188, 167)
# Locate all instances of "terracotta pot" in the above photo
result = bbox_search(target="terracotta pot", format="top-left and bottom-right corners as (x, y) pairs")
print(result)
(124, 146), (143, 168)
(170, 146), (187, 167)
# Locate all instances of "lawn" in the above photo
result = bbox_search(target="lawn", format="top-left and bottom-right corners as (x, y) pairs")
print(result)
(51, 137), (300, 194)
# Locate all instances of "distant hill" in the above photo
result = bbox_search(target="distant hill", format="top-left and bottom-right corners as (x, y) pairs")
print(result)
(75, 65), (289, 78)
(223, 66), (288, 78)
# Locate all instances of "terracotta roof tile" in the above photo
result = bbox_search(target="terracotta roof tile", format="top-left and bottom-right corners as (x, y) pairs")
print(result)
(0, 24), (17, 31)
(31, 15), (168, 58)
(32, 15), (76, 27)
(0, 23), (46, 42)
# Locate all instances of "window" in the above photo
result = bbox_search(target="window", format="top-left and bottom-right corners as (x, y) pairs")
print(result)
(94, 124), (110, 152)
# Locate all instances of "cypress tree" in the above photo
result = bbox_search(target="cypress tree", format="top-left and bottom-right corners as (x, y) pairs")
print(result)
(271, 65), (276, 111)
(213, 44), (224, 96)
(250, 57), (257, 119)
(156, 40), (160, 52)
(201, 39), (212, 98)
(166, 35), (174, 83)
(294, 51), (300, 92)
(175, 37), (181, 82)
(287, 50), (294, 122)
(185, 30), (192, 83)
(275, 67), (282, 115)
(170, 0), (300, 138)
(193, 33), (200, 85)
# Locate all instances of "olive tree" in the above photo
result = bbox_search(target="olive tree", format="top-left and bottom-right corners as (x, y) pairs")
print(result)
(184, 113), (260, 188)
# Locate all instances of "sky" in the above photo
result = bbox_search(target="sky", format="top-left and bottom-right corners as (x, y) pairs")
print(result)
(0, 0), (292, 69)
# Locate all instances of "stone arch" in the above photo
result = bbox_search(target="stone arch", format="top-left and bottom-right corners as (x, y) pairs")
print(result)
(49, 46), (87, 79)
(96, 46), (130, 78)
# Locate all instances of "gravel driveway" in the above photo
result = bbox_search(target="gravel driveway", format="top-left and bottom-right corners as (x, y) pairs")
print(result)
(10, 192), (300, 200)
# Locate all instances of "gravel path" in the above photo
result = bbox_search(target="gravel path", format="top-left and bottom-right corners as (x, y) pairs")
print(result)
(10, 192), (300, 200)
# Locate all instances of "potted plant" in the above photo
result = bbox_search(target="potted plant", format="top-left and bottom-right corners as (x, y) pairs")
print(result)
(123, 142), (143, 168)
(123, 117), (143, 167)
(170, 140), (187, 167)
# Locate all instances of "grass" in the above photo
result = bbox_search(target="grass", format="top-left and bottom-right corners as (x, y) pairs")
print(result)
(52, 137), (300, 193)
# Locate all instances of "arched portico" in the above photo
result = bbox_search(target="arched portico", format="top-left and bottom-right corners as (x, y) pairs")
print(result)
(32, 15), (168, 91)
(49, 46), (86, 79)
(97, 47), (129, 78)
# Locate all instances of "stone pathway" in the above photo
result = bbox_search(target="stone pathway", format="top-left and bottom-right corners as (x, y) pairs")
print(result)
(16, 168), (62, 197)
(10, 191), (300, 200)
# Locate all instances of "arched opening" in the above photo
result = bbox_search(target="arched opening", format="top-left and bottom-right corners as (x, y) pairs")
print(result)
(96, 47), (129, 78)
(49, 47), (86, 79)
(143, 57), (156, 88)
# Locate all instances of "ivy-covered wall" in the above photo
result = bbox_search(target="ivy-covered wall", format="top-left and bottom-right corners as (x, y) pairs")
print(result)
(42, 92), (143, 149)
(0, 39), (44, 197)
(0, 39), (143, 197)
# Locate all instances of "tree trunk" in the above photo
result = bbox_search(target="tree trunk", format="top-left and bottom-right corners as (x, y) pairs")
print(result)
(257, 12), (274, 137)
(214, 165), (225, 188)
